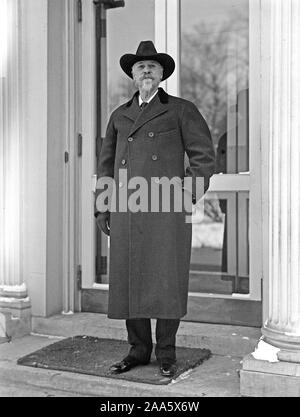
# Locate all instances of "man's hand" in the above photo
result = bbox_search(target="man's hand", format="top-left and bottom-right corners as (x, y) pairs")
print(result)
(95, 212), (110, 236)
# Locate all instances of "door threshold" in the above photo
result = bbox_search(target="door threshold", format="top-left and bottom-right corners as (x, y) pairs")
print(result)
(32, 312), (261, 358)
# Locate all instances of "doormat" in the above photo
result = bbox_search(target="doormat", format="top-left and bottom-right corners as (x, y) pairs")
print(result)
(17, 335), (211, 385)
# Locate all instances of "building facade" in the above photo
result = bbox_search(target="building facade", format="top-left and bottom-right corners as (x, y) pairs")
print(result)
(0, 0), (299, 396)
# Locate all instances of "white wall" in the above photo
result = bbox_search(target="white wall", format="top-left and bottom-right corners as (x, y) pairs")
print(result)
(21, 0), (68, 316)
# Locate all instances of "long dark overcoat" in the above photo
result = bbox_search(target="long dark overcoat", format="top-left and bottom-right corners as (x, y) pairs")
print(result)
(97, 88), (215, 319)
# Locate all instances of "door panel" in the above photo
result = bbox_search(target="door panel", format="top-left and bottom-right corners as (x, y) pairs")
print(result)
(80, 0), (262, 327)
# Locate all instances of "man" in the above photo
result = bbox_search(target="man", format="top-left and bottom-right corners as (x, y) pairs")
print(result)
(95, 41), (215, 377)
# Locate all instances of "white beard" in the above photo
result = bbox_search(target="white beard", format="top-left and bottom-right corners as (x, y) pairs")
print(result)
(138, 79), (160, 101)
(140, 78), (154, 92)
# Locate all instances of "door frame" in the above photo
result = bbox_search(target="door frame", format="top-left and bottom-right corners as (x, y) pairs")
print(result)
(61, 0), (82, 314)
(79, 0), (263, 325)
(80, 0), (97, 290)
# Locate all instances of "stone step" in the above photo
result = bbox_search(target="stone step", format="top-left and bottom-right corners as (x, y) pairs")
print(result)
(31, 312), (260, 358)
(0, 334), (242, 397)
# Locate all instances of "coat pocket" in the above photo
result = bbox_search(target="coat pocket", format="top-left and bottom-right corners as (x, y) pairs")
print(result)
(157, 128), (177, 137)
(157, 129), (184, 156)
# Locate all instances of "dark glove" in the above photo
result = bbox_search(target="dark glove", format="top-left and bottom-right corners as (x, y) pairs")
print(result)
(95, 211), (110, 236)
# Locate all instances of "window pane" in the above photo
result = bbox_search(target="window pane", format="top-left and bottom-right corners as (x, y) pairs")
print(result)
(180, 0), (249, 174)
(107, 0), (155, 113)
(191, 198), (227, 273)
(96, 0), (155, 284)
(190, 192), (249, 295)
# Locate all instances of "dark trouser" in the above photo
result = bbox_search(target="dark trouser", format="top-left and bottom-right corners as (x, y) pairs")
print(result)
(125, 318), (180, 364)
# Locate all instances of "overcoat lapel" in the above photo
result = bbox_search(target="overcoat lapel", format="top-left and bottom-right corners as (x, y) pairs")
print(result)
(122, 93), (140, 123)
(122, 88), (169, 137)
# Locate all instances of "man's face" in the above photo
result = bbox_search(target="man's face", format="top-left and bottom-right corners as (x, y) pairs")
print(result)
(132, 60), (163, 93)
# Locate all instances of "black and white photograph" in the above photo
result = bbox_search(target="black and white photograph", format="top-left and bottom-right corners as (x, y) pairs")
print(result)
(0, 0), (299, 400)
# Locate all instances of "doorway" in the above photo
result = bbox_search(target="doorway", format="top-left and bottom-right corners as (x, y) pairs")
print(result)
(80, 0), (262, 326)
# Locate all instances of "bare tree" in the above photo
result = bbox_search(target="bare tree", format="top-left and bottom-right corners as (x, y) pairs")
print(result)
(109, 76), (136, 113)
(181, 11), (249, 222)
(181, 13), (249, 146)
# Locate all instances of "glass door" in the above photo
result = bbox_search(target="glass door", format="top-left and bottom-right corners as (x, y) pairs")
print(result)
(80, 0), (262, 326)
(181, 0), (250, 295)
(178, 0), (262, 324)
(95, 0), (156, 285)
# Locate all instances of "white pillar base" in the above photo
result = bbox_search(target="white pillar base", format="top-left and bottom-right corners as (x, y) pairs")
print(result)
(240, 353), (300, 397)
(0, 285), (31, 339)
(261, 326), (300, 363)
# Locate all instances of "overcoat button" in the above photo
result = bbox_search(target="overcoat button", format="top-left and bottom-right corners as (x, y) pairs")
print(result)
(128, 137), (133, 142)
(152, 154), (158, 161)
(121, 159), (126, 165)
(148, 132), (154, 137)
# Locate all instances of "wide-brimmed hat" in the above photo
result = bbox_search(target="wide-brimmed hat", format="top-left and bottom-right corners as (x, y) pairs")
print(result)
(120, 40), (175, 81)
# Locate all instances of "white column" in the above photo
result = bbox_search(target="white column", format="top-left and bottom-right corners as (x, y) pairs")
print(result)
(0, 0), (30, 337)
(240, 1), (300, 396)
(261, 0), (300, 358)
(0, 0), (26, 292)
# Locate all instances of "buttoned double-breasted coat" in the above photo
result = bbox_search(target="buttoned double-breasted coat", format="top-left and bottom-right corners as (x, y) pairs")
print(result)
(97, 88), (215, 319)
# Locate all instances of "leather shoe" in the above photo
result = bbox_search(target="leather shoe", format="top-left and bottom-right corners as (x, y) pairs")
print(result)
(109, 356), (147, 374)
(159, 361), (177, 377)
